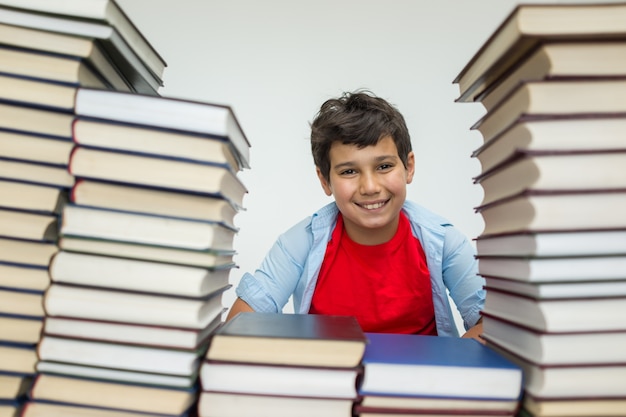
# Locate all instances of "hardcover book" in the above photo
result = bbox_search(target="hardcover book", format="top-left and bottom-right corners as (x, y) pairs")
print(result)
(206, 312), (367, 368)
(359, 332), (523, 400)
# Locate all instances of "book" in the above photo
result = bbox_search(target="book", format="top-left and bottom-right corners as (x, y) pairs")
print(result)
(20, 401), (187, 417)
(0, 129), (73, 166)
(487, 340), (626, 399)
(49, 251), (232, 297)
(68, 147), (247, 207)
(484, 275), (626, 299)
(482, 313), (626, 366)
(477, 254), (626, 282)
(522, 393), (626, 417)
(28, 374), (196, 416)
(471, 79), (626, 144)
(475, 229), (626, 257)
(43, 284), (227, 328)
(206, 312), (367, 368)
(71, 179), (239, 226)
(0, 288), (44, 318)
(0, 180), (68, 214)
(0, 45), (109, 89)
(73, 87), (251, 169)
(37, 335), (203, 376)
(475, 151), (626, 207)
(60, 204), (238, 252)
(58, 235), (235, 268)
(197, 391), (354, 417)
(0, 22), (131, 92)
(0, 0), (166, 81)
(454, 3), (626, 102)
(477, 190), (626, 236)
(354, 408), (517, 417)
(43, 314), (223, 351)
(0, 103), (73, 139)
(36, 360), (197, 389)
(357, 394), (520, 414)
(472, 116), (626, 175)
(0, 72), (79, 112)
(0, 373), (32, 400)
(0, 208), (57, 242)
(73, 117), (240, 172)
(0, 315), (42, 345)
(199, 361), (360, 399)
(0, 159), (73, 189)
(0, 5), (161, 94)
(0, 344), (37, 374)
(0, 238), (57, 267)
(359, 332), (523, 400)
(482, 287), (626, 332)
(479, 41), (626, 110)
(0, 263), (49, 292)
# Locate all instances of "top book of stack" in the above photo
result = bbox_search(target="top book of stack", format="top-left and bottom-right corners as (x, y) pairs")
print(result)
(453, 2), (626, 103)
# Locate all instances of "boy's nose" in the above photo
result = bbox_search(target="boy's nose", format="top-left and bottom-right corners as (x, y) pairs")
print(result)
(359, 172), (380, 195)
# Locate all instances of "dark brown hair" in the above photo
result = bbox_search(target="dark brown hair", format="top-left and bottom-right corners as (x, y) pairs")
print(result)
(310, 90), (412, 182)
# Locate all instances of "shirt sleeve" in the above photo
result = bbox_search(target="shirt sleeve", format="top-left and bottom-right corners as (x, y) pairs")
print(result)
(441, 225), (485, 330)
(235, 217), (313, 313)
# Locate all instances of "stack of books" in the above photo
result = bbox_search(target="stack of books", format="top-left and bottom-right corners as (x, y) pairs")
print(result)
(0, 1), (163, 416)
(0, 1), (252, 416)
(354, 333), (523, 417)
(454, 3), (626, 416)
(31, 87), (250, 416)
(199, 312), (367, 417)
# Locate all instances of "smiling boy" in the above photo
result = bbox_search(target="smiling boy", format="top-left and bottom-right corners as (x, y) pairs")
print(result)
(227, 91), (485, 338)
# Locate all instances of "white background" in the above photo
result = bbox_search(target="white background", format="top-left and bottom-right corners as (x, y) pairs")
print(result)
(116, 0), (613, 330)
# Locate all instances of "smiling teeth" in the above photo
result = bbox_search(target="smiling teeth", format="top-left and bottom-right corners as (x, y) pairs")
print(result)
(362, 202), (385, 210)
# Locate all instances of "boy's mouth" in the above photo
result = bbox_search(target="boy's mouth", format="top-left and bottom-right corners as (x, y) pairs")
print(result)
(357, 200), (388, 210)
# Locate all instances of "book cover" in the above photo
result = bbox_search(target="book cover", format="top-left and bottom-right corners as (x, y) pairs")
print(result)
(207, 312), (367, 367)
(476, 190), (626, 236)
(359, 332), (523, 400)
(74, 87), (250, 169)
(68, 147), (247, 207)
(60, 204), (238, 252)
(0, 22), (133, 92)
(43, 283), (227, 329)
(49, 250), (232, 297)
(0, 5), (161, 94)
(472, 116), (626, 175)
(482, 287), (626, 332)
(71, 179), (239, 227)
(477, 254), (626, 282)
(487, 339), (626, 399)
(58, 235), (235, 268)
(199, 360), (361, 399)
(481, 313), (626, 365)
(28, 374), (197, 416)
(454, 3), (626, 102)
(475, 229), (626, 257)
(471, 78), (626, 144)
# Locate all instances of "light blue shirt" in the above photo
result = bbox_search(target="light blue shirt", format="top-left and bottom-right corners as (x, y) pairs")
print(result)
(235, 200), (485, 337)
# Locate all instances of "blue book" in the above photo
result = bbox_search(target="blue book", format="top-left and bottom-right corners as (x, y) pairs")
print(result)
(359, 333), (523, 401)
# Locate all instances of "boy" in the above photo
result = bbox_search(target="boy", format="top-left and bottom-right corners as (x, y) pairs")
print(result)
(227, 91), (485, 338)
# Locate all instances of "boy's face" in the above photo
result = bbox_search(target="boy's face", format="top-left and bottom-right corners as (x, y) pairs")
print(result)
(316, 135), (415, 245)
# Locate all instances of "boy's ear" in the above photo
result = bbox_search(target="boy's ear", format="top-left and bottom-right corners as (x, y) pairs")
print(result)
(316, 167), (333, 196)
(406, 151), (416, 184)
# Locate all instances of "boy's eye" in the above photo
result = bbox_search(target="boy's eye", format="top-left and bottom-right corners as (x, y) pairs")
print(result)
(378, 163), (393, 170)
(340, 169), (356, 175)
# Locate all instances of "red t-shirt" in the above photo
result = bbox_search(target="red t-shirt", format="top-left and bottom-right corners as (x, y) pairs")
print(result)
(309, 212), (437, 334)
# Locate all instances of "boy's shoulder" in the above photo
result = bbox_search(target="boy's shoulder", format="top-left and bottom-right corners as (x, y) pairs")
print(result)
(402, 200), (453, 230)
